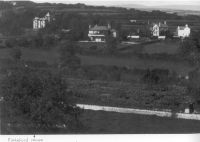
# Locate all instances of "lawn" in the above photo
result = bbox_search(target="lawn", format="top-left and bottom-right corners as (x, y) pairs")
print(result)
(78, 110), (200, 134)
(67, 78), (187, 111)
(0, 45), (195, 76)
(142, 40), (180, 54)
(0, 47), (59, 64)
(79, 55), (194, 76)
(2, 109), (200, 134)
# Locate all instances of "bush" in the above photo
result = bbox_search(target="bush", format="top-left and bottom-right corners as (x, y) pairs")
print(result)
(1, 67), (81, 128)
(142, 69), (170, 84)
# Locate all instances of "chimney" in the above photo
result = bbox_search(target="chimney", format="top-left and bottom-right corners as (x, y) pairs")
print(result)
(159, 22), (161, 27)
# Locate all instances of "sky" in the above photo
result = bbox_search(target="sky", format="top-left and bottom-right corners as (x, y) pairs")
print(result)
(31, 0), (200, 6)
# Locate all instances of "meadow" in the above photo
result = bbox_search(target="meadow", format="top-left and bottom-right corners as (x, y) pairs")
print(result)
(0, 47), (59, 64)
(142, 40), (180, 54)
(2, 108), (200, 134)
(67, 78), (187, 111)
(80, 55), (193, 76)
(0, 40), (195, 76)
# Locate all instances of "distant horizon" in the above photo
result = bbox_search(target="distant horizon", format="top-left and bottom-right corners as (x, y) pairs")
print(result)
(4, 0), (200, 11)
(31, 0), (200, 11)
(31, 0), (200, 6)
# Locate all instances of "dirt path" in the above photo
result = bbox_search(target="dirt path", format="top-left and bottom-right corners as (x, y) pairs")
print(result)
(77, 104), (200, 121)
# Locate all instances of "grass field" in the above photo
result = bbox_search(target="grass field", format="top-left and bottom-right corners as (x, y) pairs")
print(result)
(79, 55), (193, 75)
(79, 110), (200, 134)
(0, 46), (194, 76)
(67, 78), (187, 110)
(142, 41), (180, 54)
(0, 48), (59, 64)
(2, 109), (200, 134)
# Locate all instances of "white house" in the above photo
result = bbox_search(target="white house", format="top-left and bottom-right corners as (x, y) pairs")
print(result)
(151, 21), (168, 37)
(88, 24), (117, 42)
(33, 12), (51, 30)
(176, 24), (190, 38)
(152, 24), (160, 37)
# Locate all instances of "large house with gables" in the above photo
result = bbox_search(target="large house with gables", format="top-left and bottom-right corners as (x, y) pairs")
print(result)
(88, 24), (117, 42)
(33, 12), (51, 30)
(150, 21), (168, 38)
(174, 24), (191, 38)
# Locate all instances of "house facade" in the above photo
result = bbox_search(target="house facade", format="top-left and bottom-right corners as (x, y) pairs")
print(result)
(150, 21), (168, 38)
(152, 24), (160, 37)
(176, 24), (190, 38)
(33, 12), (51, 30)
(88, 24), (117, 42)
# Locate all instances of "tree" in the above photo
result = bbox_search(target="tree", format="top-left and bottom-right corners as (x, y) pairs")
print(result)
(142, 69), (169, 85)
(1, 67), (81, 129)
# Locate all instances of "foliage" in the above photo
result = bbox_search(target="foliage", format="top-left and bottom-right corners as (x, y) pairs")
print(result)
(142, 69), (170, 85)
(1, 66), (81, 128)
(0, 10), (23, 35)
(0, 1), (13, 10)
(7, 33), (58, 49)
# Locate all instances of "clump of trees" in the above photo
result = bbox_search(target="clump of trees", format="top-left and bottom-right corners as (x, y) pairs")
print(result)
(1, 66), (82, 129)
(4, 33), (58, 49)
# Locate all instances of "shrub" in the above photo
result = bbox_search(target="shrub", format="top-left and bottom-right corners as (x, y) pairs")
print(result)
(142, 68), (169, 84)
(1, 67), (81, 128)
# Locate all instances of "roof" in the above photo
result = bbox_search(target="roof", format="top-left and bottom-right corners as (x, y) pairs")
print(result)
(179, 26), (185, 30)
(45, 12), (50, 17)
(89, 25), (109, 31)
(160, 23), (168, 28)
(111, 29), (116, 32)
(151, 23), (168, 28)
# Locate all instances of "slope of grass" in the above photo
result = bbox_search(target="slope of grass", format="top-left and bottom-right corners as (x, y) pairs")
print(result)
(2, 109), (200, 134)
(0, 48), (59, 64)
(142, 41), (180, 54)
(79, 110), (200, 134)
(79, 55), (193, 75)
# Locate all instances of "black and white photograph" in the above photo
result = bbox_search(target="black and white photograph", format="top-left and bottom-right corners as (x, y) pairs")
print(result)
(0, 0), (200, 140)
